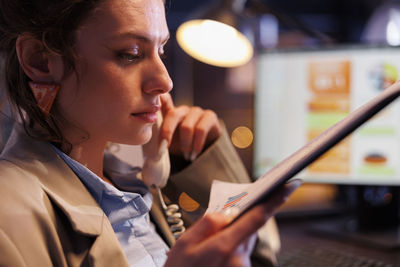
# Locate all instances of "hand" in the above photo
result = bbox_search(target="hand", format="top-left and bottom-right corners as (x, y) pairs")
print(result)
(160, 93), (222, 160)
(164, 180), (302, 267)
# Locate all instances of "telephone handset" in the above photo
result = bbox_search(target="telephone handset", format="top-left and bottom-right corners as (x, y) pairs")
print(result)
(141, 111), (170, 188)
(141, 111), (186, 239)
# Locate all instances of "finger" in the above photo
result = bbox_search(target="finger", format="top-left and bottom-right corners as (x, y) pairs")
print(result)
(178, 213), (230, 245)
(191, 110), (221, 156)
(225, 255), (252, 267)
(178, 107), (203, 153)
(191, 230), (256, 267)
(208, 180), (302, 252)
(160, 93), (174, 116)
(160, 105), (189, 145)
(234, 233), (257, 255)
(226, 234), (257, 267)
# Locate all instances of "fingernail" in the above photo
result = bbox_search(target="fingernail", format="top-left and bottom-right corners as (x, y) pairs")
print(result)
(285, 179), (303, 197)
(183, 152), (190, 161)
(287, 179), (303, 189)
(190, 151), (197, 162)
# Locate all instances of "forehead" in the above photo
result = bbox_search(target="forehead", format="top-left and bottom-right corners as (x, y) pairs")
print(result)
(77, 0), (169, 43)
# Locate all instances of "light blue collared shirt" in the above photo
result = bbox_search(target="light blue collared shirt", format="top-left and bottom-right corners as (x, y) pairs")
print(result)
(52, 146), (169, 267)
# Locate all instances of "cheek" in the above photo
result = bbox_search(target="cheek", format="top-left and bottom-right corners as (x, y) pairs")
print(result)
(67, 65), (126, 111)
(57, 56), (147, 143)
(86, 63), (141, 104)
(56, 66), (111, 130)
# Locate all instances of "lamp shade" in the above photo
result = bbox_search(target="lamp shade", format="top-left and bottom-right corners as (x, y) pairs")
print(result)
(176, 0), (253, 68)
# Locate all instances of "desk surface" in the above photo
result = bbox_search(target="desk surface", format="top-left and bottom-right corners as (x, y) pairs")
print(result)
(276, 216), (400, 266)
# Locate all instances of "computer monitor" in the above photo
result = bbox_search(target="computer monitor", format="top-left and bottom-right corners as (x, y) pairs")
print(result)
(253, 45), (400, 248)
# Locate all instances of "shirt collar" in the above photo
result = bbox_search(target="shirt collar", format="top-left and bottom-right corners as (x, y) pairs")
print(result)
(51, 145), (152, 218)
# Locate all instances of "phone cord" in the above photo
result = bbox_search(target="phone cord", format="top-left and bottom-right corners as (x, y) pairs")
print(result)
(157, 187), (186, 239)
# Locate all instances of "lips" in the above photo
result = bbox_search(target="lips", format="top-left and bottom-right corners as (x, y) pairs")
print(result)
(131, 105), (160, 123)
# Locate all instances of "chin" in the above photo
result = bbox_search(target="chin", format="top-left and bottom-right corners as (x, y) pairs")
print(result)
(139, 132), (153, 145)
(119, 125), (153, 145)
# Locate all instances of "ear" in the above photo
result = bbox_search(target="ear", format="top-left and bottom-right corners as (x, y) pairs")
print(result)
(16, 34), (64, 83)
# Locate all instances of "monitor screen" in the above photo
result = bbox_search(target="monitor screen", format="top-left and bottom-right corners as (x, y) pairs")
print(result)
(253, 45), (400, 185)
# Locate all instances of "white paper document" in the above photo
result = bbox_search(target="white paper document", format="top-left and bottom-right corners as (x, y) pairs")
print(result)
(207, 81), (400, 219)
(206, 180), (252, 214)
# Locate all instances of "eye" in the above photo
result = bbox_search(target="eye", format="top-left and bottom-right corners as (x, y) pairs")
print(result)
(119, 53), (138, 62)
(117, 46), (142, 63)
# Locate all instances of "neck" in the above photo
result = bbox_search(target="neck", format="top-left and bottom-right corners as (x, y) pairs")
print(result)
(67, 140), (108, 181)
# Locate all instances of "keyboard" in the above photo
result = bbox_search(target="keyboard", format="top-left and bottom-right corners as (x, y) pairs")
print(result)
(278, 246), (394, 267)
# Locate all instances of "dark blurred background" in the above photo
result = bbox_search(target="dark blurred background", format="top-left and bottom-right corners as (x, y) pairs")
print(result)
(166, 0), (383, 43)
(163, 0), (397, 174)
(162, 3), (400, 263)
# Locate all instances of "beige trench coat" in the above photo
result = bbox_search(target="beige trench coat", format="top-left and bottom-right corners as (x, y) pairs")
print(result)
(0, 126), (278, 266)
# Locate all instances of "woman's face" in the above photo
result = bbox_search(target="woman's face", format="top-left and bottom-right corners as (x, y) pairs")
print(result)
(58, 0), (172, 146)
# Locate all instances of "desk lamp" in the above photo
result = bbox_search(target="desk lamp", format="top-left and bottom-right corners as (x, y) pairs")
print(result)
(176, 0), (253, 68)
(176, 0), (332, 68)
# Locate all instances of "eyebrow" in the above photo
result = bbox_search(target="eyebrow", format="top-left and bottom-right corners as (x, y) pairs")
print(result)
(108, 32), (170, 45)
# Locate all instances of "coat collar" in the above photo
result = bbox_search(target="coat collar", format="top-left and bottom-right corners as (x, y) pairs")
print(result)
(1, 126), (105, 236)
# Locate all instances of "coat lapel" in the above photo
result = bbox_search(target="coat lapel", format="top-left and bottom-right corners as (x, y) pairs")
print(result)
(1, 126), (129, 266)
(2, 126), (105, 235)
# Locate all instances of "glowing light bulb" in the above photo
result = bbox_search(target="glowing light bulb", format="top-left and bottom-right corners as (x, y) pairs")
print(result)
(177, 19), (253, 68)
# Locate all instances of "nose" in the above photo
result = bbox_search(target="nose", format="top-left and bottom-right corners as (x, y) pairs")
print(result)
(143, 56), (173, 95)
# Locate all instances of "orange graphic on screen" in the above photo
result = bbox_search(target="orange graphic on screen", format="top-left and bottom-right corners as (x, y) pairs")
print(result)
(307, 59), (351, 175)
(309, 60), (351, 94)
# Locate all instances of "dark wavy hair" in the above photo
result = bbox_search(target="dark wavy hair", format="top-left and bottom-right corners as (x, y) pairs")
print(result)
(0, 0), (104, 151)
